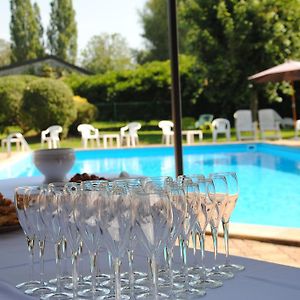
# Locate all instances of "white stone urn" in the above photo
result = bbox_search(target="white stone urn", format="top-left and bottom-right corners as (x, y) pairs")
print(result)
(33, 148), (75, 183)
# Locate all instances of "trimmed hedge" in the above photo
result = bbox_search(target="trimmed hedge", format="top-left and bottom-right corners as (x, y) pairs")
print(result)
(21, 78), (77, 136)
(70, 96), (98, 133)
(64, 55), (203, 121)
(0, 75), (39, 132)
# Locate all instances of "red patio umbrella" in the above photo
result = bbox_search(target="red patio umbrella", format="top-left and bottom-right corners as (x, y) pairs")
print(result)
(248, 60), (300, 126)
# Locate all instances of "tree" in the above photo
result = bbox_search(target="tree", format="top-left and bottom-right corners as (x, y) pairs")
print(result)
(181, 0), (300, 117)
(47, 0), (77, 63)
(0, 39), (11, 67)
(80, 33), (133, 74)
(10, 0), (44, 63)
(33, 2), (44, 51)
(139, 0), (188, 62)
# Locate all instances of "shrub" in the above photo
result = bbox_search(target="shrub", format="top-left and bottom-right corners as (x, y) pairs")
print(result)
(182, 117), (196, 129)
(69, 96), (98, 133)
(0, 75), (38, 132)
(21, 78), (77, 136)
(63, 55), (204, 121)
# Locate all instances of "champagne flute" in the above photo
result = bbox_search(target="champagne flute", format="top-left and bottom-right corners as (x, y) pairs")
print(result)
(134, 189), (173, 299)
(23, 186), (55, 297)
(98, 184), (133, 299)
(174, 181), (206, 298)
(14, 186), (40, 291)
(217, 172), (245, 272)
(207, 174), (234, 281)
(75, 184), (110, 299)
(189, 178), (223, 289)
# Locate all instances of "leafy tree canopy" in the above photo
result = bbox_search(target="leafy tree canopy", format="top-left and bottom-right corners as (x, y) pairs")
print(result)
(80, 33), (134, 74)
(0, 39), (11, 67)
(181, 0), (300, 115)
(139, 0), (188, 63)
(47, 0), (77, 63)
(10, 0), (44, 63)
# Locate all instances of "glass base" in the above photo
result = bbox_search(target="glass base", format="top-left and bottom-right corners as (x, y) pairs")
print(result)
(136, 291), (169, 299)
(218, 263), (245, 273)
(16, 280), (40, 291)
(190, 278), (223, 289)
(207, 269), (234, 281)
(172, 288), (206, 299)
(24, 285), (56, 297)
(49, 276), (73, 286)
(101, 294), (130, 300)
(78, 286), (110, 298)
(40, 291), (73, 300)
(64, 280), (91, 290)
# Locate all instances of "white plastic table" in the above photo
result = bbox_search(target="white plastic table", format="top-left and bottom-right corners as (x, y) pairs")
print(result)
(102, 133), (121, 148)
(182, 130), (203, 144)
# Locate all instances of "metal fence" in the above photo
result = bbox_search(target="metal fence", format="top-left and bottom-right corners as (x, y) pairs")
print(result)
(96, 101), (172, 121)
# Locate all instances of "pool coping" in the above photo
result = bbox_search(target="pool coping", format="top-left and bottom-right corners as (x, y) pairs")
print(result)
(213, 222), (300, 247)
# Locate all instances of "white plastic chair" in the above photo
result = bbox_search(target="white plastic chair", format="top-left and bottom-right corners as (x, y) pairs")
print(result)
(158, 120), (174, 145)
(258, 109), (281, 140)
(211, 118), (231, 142)
(41, 125), (63, 149)
(295, 120), (300, 139)
(1, 132), (30, 153)
(77, 124), (100, 149)
(234, 110), (256, 141)
(120, 122), (142, 147)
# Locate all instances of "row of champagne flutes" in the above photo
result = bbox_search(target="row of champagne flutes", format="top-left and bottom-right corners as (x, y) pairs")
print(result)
(14, 172), (244, 299)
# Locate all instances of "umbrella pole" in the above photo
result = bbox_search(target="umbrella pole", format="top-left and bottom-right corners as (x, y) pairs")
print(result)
(291, 81), (297, 127)
(168, 0), (183, 176)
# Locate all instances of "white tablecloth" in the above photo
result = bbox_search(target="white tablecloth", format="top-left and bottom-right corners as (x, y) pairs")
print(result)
(0, 230), (299, 300)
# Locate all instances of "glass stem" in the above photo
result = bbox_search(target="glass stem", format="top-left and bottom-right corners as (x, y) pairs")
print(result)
(211, 226), (218, 267)
(182, 239), (189, 290)
(114, 257), (121, 300)
(222, 220), (230, 265)
(71, 251), (78, 299)
(199, 232), (206, 279)
(167, 247), (174, 288)
(127, 249), (134, 292)
(26, 236), (35, 282)
(90, 252), (97, 298)
(78, 240), (84, 283)
(192, 230), (197, 256)
(55, 240), (62, 291)
(62, 237), (68, 277)
(149, 254), (158, 298)
(38, 239), (45, 285)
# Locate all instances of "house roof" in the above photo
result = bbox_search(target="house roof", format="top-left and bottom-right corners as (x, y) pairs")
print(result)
(0, 55), (93, 75)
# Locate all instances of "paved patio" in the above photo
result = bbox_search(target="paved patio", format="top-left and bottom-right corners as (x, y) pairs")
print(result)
(205, 237), (300, 268)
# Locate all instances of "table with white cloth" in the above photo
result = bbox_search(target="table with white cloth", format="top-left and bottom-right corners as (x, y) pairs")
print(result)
(0, 230), (300, 300)
(0, 177), (300, 299)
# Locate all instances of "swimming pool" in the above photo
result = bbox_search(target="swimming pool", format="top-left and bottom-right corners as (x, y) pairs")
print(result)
(1, 143), (300, 228)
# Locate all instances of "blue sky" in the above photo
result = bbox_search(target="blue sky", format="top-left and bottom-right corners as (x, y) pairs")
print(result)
(0, 0), (148, 52)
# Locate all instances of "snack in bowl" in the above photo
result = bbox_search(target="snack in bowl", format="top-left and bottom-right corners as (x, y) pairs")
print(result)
(69, 173), (108, 183)
(0, 193), (19, 227)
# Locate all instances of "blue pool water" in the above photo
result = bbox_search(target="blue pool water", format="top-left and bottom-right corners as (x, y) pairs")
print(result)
(1, 143), (300, 228)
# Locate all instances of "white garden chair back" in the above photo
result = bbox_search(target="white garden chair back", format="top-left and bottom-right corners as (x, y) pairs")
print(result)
(77, 124), (100, 149)
(211, 118), (231, 142)
(258, 109), (281, 140)
(158, 120), (174, 145)
(41, 125), (63, 149)
(120, 122), (142, 147)
(234, 110), (256, 141)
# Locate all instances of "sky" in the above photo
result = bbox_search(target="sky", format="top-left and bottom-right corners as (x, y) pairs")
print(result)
(0, 0), (148, 53)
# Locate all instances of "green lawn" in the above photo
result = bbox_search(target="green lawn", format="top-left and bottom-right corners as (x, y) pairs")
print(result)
(0, 121), (297, 151)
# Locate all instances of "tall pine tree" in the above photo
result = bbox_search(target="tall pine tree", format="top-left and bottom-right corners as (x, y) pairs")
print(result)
(10, 0), (44, 63)
(47, 0), (77, 63)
